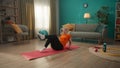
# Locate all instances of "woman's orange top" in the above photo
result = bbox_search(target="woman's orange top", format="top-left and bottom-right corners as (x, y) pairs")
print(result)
(59, 34), (71, 48)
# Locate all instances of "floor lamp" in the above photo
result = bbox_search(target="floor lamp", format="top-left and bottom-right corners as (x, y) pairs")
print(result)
(84, 13), (91, 24)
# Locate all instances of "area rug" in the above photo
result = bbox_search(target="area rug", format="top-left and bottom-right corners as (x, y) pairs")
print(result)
(89, 46), (120, 62)
(21, 45), (79, 60)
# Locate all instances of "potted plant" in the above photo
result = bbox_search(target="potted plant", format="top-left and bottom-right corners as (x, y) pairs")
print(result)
(96, 6), (109, 24)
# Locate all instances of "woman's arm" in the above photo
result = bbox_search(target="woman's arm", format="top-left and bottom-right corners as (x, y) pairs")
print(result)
(68, 38), (72, 49)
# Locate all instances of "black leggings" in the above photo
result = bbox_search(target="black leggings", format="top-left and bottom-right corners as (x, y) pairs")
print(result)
(44, 35), (63, 50)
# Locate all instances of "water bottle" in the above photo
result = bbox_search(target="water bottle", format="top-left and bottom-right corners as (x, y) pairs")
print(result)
(103, 43), (107, 52)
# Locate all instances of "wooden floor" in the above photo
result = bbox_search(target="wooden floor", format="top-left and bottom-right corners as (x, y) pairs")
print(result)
(0, 39), (120, 68)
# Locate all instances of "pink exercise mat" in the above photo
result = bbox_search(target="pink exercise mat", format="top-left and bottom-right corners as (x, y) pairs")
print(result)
(21, 45), (79, 60)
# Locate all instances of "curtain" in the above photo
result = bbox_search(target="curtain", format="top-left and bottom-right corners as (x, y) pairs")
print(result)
(18, 0), (57, 39)
(34, 0), (57, 35)
(18, 0), (35, 39)
(49, 0), (57, 35)
(34, 0), (50, 35)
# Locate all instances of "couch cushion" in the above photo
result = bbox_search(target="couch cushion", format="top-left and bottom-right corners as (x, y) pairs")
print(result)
(95, 23), (107, 33)
(75, 24), (98, 32)
(70, 32), (101, 38)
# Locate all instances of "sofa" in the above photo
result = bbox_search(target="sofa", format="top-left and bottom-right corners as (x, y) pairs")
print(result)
(70, 23), (108, 44)
(2, 24), (29, 43)
(0, 16), (29, 43)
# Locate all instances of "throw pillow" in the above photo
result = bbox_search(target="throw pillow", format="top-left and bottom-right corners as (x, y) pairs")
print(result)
(95, 24), (107, 33)
(11, 24), (23, 34)
(18, 25), (28, 32)
(95, 24), (103, 32)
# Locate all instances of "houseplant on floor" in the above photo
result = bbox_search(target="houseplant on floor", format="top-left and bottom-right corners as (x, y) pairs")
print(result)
(96, 6), (109, 24)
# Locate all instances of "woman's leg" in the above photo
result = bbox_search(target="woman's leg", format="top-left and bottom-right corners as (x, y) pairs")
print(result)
(38, 35), (63, 50)
(45, 35), (63, 50)
(49, 35), (63, 50)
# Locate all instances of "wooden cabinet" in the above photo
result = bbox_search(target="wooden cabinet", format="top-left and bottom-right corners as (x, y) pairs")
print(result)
(0, 0), (18, 43)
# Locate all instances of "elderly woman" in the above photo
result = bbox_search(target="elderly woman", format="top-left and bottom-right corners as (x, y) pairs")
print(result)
(38, 28), (72, 51)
